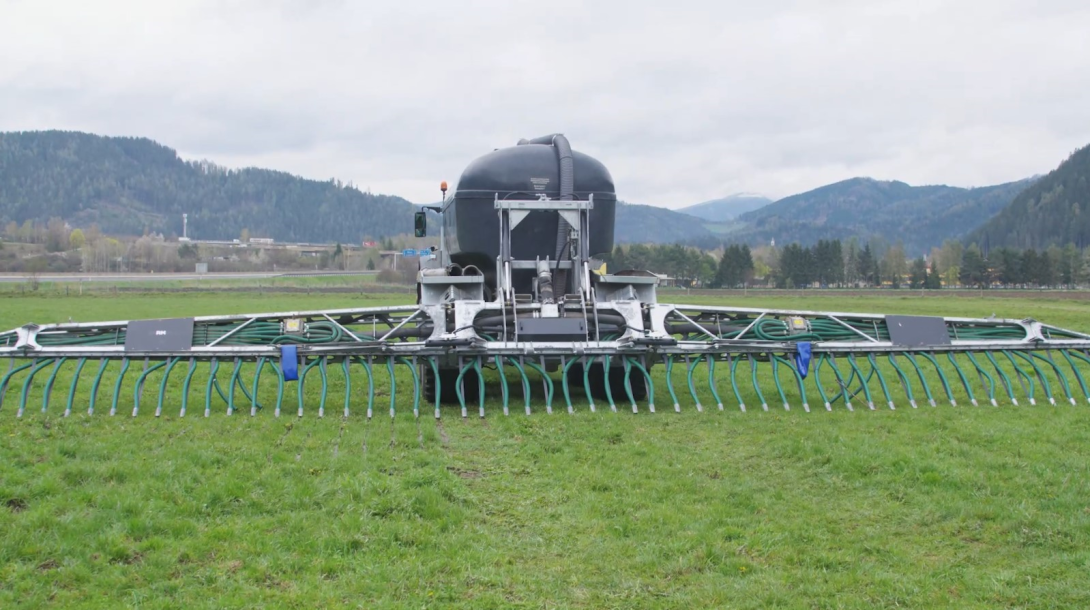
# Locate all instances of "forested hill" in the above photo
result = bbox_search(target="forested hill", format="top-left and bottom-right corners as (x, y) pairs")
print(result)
(722, 177), (1030, 253)
(677, 193), (772, 222)
(615, 202), (718, 245)
(0, 131), (415, 241)
(970, 145), (1090, 249)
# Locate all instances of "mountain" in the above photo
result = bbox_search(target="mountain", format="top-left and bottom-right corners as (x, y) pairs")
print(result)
(723, 177), (1031, 253)
(614, 202), (718, 246)
(677, 193), (772, 222)
(970, 145), (1090, 249)
(0, 130), (416, 242)
(0, 130), (1045, 251)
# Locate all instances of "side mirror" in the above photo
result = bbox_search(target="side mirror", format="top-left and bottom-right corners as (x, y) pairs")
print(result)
(414, 210), (427, 238)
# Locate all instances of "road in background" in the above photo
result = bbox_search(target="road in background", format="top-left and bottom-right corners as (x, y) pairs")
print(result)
(0, 271), (379, 283)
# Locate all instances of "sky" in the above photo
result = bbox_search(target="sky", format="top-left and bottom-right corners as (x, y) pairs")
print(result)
(2, 0), (1089, 207)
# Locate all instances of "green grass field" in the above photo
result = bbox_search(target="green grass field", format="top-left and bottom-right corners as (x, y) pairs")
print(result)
(3, 291), (1090, 608)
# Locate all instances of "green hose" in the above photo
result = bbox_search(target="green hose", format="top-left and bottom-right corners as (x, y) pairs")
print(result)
(499, 355), (512, 415)
(560, 356), (577, 414)
(428, 357), (441, 418)
(387, 357), (397, 418)
(629, 357), (655, 412)
(920, 353), (955, 405)
(686, 356), (703, 411)
(903, 353), (935, 407)
(965, 352), (997, 406)
(317, 357), (329, 417)
(396, 357), (420, 418)
(984, 351), (1017, 404)
(774, 354), (808, 412)
(341, 358), (352, 418)
(156, 357), (181, 417)
(110, 358), (131, 417)
(664, 355), (679, 412)
(622, 357), (636, 412)
(42, 357), (68, 414)
(88, 359), (110, 416)
(455, 357), (474, 417)
(18, 359), (53, 417)
(204, 358), (219, 417)
(356, 357), (375, 419)
(524, 359), (553, 413)
(813, 354), (831, 410)
(749, 355), (768, 411)
(1013, 351), (1053, 404)
(945, 353), (977, 406)
(226, 358), (244, 415)
(508, 357), (532, 415)
(296, 357), (323, 417)
(1062, 350), (1090, 403)
(866, 353), (894, 409)
(886, 353), (916, 407)
(824, 354), (853, 410)
(66, 357), (87, 417)
(769, 354), (790, 410)
(133, 360), (168, 417)
(1001, 350), (1036, 404)
(251, 357), (267, 416)
(1032, 352), (1073, 405)
(601, 355), (616, 412)
(845, 354), (873, 409)
(728, 354), (745, 411)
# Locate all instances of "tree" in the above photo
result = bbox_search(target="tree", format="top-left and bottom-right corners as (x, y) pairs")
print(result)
(813, 239), (844, 286)
(1059, 243), (1080, 287)
(992, 247), (1022, 286)
(909, 257), (928, 289)
(69, 228), (86, 250)
(45, 217), (67, 252)
(924, 264), (942, 289)
(880, 242), (908, 288)
(936, 240), (964, 278)
(858, 244), (878, 286)
(85, 223), (102, 246)
(778, 243), (813, 288)
(1021, 249), (1040, 286)
(366, 257), (376, 271)
(714, 244), (755, 288)
(960, 244), (988, 288)
(240, 228), (251, 243)
(178, 242), (199, 260)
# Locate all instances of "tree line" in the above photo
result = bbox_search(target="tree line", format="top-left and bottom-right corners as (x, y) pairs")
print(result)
(607, 238), (1090, 290)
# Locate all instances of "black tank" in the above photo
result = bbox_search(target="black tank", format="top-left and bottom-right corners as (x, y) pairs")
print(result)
(443, 135), (617, 293)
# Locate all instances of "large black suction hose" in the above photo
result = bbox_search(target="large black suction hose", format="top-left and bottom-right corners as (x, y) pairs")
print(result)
(517, 134), (575, 293)
(518, 133), (574, 202)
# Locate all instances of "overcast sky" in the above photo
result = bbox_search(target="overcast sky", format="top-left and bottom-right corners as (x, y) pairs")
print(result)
(3, 0), (1089, 207)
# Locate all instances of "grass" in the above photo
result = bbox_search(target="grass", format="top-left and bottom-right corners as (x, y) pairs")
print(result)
(3, 290), (1090, 608)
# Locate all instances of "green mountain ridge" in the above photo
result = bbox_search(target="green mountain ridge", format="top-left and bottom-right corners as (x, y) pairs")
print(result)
(614, 202), (717, 245)
(0, 130), (1073, 252)
(971, 145), (1090, 249)
(0, 130), (718, 246)
(0, 130), (415, 243)
(723, 177), (1032, 253)
(677, 193), (773, 222)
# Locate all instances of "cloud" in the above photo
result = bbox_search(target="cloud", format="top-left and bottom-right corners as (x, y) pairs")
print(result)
(3, 0), (1090, 207)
